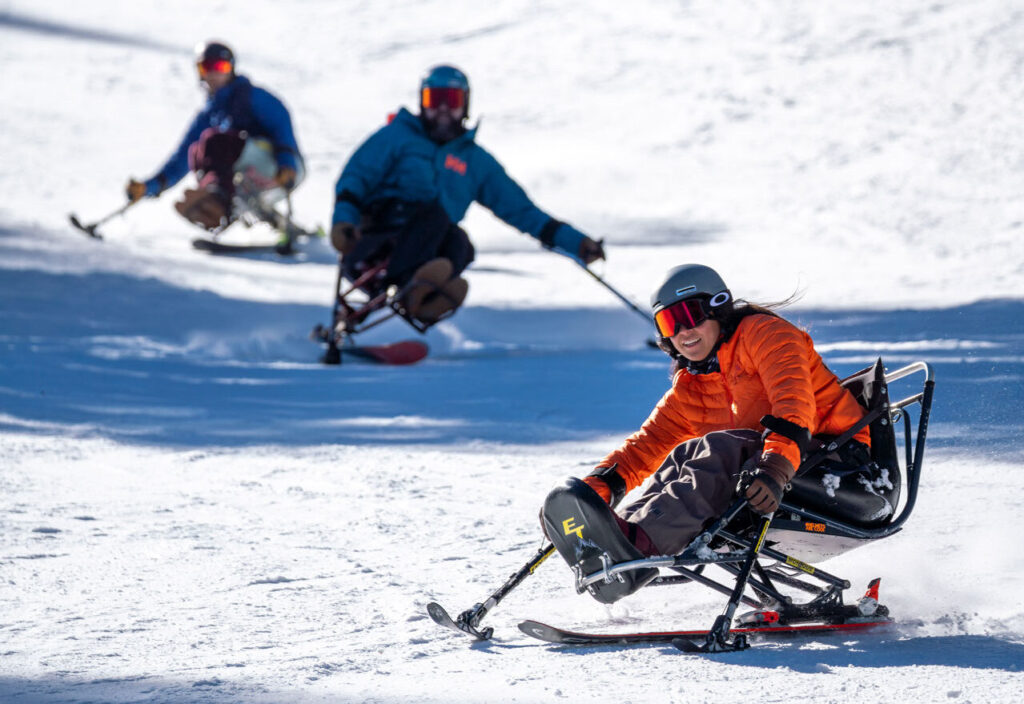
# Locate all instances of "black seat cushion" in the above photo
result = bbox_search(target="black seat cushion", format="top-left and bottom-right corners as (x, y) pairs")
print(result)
(788, 450), (901, 526)
(786, 358), (902, 527)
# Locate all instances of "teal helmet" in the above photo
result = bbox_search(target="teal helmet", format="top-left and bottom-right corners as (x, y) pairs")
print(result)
(419, 64), (470, 118)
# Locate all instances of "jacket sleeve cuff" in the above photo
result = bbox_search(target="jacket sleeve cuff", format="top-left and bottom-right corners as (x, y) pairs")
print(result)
(274, 148), (301, 173)
(144, 176), (165, 197)
(586, 464), (626, 507)
(552, 223), (586, 258)
(758, 450), (798, 484)
(332, 201), (361, 226)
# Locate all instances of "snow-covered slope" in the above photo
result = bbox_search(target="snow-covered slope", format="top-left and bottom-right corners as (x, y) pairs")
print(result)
(1, 1), (1022, 702)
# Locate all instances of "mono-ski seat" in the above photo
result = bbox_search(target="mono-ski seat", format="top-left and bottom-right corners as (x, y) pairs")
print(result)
(786, 359), (902, 528)
(744, 358), (934, 562)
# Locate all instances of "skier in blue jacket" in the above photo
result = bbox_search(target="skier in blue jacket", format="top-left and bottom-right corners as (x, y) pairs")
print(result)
(330, 64), (604, 324)
(126, 41), (304, 232)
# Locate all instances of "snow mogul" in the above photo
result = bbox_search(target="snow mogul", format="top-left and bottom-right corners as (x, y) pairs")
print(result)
(125, 41), (305, 251)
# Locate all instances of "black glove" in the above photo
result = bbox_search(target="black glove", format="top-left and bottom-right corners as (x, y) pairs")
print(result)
(577, 236), (605, 265)
(584, 464), (625, 508)
(740, 454), (795, 515)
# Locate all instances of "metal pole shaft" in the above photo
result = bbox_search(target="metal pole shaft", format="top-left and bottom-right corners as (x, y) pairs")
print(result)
(576, 260), (654, 325)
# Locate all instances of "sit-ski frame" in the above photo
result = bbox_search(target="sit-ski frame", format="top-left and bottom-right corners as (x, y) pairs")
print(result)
(571, 360), (934, 651)
(429, 361), (935, 651)
(314, 257), (456, 364)
(201, 174), (316, 250)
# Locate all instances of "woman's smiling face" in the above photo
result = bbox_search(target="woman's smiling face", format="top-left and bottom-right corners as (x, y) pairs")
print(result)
(670, 318), (721, 362)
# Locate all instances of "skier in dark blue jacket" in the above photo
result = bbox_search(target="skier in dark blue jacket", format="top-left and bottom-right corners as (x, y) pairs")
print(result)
(330, 64), (605, 324)
(126, 41), (304, 232)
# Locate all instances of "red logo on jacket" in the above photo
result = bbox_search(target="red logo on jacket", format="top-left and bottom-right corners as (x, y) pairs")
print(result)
(444, 153), (467, 175)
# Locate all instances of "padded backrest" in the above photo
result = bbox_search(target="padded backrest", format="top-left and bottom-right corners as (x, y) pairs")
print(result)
(839, 358), (899, 473)
(780, 358), (903, 527)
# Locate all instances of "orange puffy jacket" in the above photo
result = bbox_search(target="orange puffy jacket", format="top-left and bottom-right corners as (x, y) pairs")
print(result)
(600, 313), (870, 494)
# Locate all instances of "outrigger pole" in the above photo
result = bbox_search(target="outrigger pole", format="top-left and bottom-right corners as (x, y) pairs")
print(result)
(574, 259), (655, 327)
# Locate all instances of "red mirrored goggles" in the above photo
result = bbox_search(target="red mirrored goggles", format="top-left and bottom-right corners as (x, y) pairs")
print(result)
(421, 86), (466, 110)
(197, 58), (233, 77)
(654, 298), (711, 338)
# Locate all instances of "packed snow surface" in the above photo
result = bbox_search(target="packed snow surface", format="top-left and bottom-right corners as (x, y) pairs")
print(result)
(1, 1), (1022, 702)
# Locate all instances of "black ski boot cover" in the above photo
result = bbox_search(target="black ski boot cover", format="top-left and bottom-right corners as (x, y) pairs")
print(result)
(542, 477), (658, 604)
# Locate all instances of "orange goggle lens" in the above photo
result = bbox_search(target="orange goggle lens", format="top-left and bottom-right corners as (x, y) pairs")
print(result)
(654, 298), (709, 337)
(421, 86), (466, 110)
(197, 59), (233, 77)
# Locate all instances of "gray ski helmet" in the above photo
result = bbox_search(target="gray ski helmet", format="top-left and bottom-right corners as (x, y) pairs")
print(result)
(650, 264), (732, 315)
(420, 64), (470, 117)
(195, 41), (235, 72)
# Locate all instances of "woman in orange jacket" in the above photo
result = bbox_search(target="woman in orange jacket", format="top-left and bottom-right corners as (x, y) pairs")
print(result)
(542, 263), (872, 603)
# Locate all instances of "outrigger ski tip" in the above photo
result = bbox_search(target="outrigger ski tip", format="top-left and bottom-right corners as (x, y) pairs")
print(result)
(427, 602), (494, 640)
(69, 213), (103, 240)
(69, 200), (136, 240)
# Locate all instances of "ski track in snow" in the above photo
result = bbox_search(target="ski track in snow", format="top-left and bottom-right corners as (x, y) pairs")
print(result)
(2, 1), (1023, 702)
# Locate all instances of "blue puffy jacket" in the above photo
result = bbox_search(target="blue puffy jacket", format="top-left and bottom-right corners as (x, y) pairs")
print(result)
(143, 75), (302, 196)
(332, 108), (587, 257)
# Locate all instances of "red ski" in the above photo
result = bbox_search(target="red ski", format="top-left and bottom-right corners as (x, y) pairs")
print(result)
(341, 340), (428, 366)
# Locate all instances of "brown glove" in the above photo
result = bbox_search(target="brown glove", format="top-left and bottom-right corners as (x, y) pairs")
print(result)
(274, 166), (297, 190)
(742, 453), (795, 515)
(126, 179), (147, 203)
(577, 236), (605, 265)
(330, 222), (361, 255)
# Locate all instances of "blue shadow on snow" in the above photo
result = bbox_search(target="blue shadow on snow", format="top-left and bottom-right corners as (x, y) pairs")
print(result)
(0, 267), (1020, 456)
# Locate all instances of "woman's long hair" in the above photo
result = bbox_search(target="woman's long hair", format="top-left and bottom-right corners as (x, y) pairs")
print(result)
(666, 292), (802, 376)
